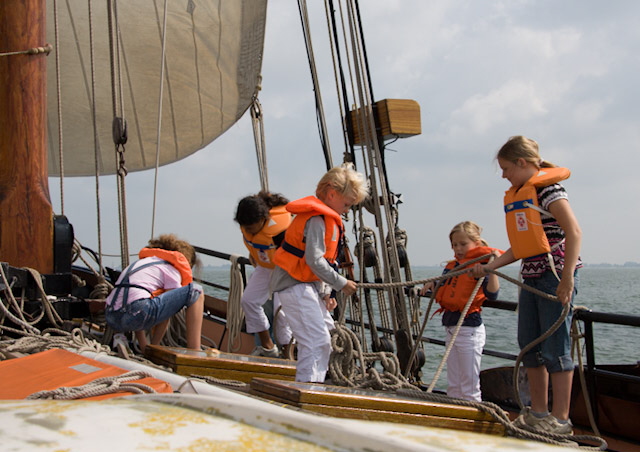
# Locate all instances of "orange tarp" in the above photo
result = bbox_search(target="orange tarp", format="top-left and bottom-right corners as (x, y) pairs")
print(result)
(0, 348), (173, 400)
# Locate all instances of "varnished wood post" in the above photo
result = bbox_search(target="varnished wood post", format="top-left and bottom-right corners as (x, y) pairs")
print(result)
(0, 0), (54, 273)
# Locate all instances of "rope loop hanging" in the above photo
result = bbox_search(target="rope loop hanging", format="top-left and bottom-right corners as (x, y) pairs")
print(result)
(250, 96), (270, 192)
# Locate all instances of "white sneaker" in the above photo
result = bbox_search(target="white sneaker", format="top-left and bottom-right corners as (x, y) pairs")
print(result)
(250, 345), (280, 358)
(513, 407), (551, 432)
(512, 407), (574, 435)
(533, 415), (574, 435)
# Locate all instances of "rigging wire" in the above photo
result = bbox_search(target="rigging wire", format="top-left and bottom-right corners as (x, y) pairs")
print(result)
(297, 0), (334, 171)
(107, 0), (130, 269)
(87, 0), (104, 273)
(150, 0), (170, 240)
(321, 0), (419, 375)
(53, 0), (65, 215)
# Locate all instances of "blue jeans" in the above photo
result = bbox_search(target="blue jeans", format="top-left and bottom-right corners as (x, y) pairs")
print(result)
(518, 271), (578, 373)
(106, 282), (203, 333)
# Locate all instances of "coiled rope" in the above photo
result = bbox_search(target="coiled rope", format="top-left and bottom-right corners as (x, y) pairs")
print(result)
(0, 266), (63, 333)
(0, 327), (109, 356)
(26, 370), (158, 400)
(328, 324), (418, 391)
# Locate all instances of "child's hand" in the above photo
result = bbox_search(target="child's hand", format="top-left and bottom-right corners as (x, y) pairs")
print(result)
(420, 282), (435, 296)
(324, 295), (337, 311)
(471, 263), (487, 278)
(341, 280), (357, 296)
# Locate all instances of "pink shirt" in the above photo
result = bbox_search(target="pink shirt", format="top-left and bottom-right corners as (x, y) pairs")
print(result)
(106, 257), (182, 310)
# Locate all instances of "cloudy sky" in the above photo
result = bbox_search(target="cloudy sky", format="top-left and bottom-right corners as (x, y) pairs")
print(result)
(50, 1), (640, 269)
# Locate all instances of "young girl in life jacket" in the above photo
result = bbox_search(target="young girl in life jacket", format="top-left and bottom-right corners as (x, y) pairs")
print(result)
(270, 164), (369, 382)
(105, 234), (205, 354)
(472, 136), (583, 435)
(420, 221), (501, 401)
(235, 191), (293, 358)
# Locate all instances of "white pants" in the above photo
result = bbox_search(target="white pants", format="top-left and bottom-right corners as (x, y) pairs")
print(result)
(445, 324), (486, 402)
(241, 266), (291, 345)
(274, 283), (335, 382)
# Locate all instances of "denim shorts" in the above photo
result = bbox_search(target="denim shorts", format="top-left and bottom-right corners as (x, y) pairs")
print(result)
(106, 282), (203, 333)
(518, 271), (578, 373)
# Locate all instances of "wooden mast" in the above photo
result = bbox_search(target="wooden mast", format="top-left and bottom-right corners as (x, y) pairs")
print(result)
(0, 0), (54, 274)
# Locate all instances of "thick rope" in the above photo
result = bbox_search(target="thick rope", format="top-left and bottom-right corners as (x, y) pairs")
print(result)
(0, 327), (109, 356)
(571, 311), (601, 437)
(225, 255), (245, 352)
(0, 267), (42, 334)
(425, 276), (485, 393)
(189, 374), (248, 390)
(0, 266), (64, 332)
(396, 388), (606, 450)
(328, 324), (418, 391)
(26, 370), (157, 400)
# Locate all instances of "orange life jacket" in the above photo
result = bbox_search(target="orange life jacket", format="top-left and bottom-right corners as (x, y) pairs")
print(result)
(436, 246), (500, 315)
(241, 205), (292, 269)
(272, 196), (343, 282)
(504, 167), (570, 260)
(136, 248), (192, 297)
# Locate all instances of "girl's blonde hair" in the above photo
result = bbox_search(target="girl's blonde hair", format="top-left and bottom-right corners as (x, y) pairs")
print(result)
(316, 163), (369, 204)
(449, 221), (489, 246)
(147, 233), (199, 268)
(497, 135), (557, 169)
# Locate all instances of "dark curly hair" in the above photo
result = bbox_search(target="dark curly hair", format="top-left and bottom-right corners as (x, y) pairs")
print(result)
(234, 191), (289, 226)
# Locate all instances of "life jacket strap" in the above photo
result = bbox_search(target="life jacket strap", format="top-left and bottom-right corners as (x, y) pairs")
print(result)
(505, 199), (534, 213)
(282, 240), (305, 258)
(109, 260), (171, 310)
(244, 238), (274, 251)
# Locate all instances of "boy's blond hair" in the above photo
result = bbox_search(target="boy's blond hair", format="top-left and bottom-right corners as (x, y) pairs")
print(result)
(316, 163), (369, 204)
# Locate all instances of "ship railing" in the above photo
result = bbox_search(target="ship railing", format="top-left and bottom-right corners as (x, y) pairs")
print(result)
(191, 247), (640, 388)
(346, 298), (640, 382)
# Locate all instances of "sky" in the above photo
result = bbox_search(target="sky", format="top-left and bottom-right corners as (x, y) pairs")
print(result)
(49, 0), (640, 269)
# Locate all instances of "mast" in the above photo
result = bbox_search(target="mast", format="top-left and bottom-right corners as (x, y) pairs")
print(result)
(0, 0), (54, 273)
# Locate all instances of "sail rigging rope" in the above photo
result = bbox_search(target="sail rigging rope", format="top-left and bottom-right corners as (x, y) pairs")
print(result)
(298, 0), (334, 170)
(85, 0), (106, 273)
(107, 0), (131, 269)
(53, 1), (65, 215)
(150, 0), (170, 240)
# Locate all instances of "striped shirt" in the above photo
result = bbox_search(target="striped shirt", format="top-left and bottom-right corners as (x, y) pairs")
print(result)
(521, 183), (582, 278)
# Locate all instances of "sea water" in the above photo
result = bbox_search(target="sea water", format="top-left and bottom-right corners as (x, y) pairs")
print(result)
(199, 265), (640, 390)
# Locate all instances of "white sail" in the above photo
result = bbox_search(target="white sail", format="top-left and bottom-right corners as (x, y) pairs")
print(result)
(46, 0), (267, 177)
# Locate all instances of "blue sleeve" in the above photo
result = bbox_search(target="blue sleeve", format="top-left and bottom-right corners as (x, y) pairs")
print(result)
(482, 278), (499, 301)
